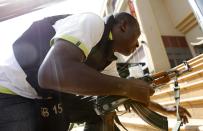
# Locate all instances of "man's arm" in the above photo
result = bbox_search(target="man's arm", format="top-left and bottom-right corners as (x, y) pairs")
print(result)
(38, 39), (154, 105)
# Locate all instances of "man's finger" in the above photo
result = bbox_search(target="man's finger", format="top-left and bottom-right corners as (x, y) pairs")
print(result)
(182, 115), (188, 124)
(185, 116), (188, 124)
(180, 107), (192, 117)
(185, 109), (192, 117)
(181, 107), (192, 117)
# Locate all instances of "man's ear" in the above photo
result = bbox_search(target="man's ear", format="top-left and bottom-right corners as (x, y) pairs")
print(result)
(120, 20), (127, 32)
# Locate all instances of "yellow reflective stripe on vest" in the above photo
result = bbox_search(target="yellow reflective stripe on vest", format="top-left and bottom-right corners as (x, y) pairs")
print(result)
(51, 35), (89, 57)
(0, 85), (16, 95)
(109, 31), (113, 40)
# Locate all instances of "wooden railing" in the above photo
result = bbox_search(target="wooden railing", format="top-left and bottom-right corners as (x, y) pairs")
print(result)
(118, 54), (203, 131)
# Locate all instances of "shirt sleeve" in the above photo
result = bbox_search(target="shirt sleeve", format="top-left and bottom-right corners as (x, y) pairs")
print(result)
(51, 13), (105, 58)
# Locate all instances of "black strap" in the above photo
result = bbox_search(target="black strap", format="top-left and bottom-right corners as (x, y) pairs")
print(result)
(85, 15), (117, 71)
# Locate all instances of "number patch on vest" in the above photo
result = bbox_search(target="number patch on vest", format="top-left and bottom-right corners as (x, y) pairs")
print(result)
(40, 103), (63, 118)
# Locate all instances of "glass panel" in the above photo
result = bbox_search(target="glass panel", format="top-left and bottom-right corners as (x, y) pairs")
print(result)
(195, 0), (203, 15)
(188, 0), (203, 31)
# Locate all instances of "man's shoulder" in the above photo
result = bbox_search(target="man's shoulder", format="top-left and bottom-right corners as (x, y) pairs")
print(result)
(54, 12), (104, 27)
(74, 12), (104, 23)
(80, 12), (102, 18)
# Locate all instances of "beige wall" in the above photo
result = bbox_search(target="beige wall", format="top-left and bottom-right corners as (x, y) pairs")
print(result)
(149, 0), (183, 36)
(154, 0), (203, 57)
(163, 0), (192, 26)
(162, 0), (203, 56)
(134, 0), (171, 72)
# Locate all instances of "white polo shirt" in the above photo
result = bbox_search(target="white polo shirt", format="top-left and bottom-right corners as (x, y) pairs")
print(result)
(0, 13), (105, 99)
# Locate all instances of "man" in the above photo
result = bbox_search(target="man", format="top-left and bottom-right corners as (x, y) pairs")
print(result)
(0, 12), (190, 131)
(38, 12), (191, 130)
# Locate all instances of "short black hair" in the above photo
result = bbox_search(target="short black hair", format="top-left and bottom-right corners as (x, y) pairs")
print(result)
(114, 12), (140, 31)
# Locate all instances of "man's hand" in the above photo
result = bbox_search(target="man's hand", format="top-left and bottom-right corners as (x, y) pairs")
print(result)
(124, 79), (155, 106)
(149, 101), (192, 124)
(165, 105), (192, 124)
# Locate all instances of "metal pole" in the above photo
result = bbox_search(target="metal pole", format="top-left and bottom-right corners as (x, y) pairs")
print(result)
(172, 76), (182, 131)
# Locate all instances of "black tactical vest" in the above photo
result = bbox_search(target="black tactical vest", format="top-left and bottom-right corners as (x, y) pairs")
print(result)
(13, 14), (117, 97)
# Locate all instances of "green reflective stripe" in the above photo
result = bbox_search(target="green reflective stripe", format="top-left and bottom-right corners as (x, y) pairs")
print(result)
(109, 31), (113, 40)
(0, 85), (16, 95)
(50, 35), (89, 57)
(77, 43), (89, 57)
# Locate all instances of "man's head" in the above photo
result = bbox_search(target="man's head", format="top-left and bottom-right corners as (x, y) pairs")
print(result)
(111, 12), (141, 56)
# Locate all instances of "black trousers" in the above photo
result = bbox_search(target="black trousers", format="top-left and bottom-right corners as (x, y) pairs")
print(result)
(38, 93), (103, 131)
(0, 93), (104, 131)
(0, 93), (40, 131)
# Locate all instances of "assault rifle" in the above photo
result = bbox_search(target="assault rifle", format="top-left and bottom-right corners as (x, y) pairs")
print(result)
(93, 61), (191, 131)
